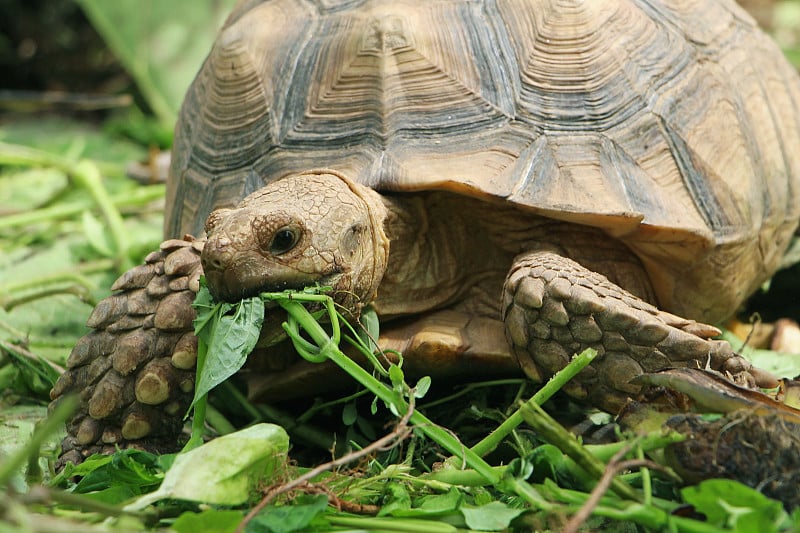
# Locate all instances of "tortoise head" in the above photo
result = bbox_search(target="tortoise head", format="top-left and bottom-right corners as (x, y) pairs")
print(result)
(201, 170), (389, 314)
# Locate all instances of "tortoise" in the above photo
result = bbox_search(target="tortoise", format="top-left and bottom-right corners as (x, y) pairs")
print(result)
(51, 0), (800, 463)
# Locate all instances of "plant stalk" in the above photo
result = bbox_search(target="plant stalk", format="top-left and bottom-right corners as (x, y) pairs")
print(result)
(276, 298), (501, 485)
(469, 348), (598, 457)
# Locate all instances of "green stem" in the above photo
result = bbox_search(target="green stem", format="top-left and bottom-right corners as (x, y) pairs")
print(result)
(0, 185), (164, 230)
(0, 140), (74, 170)
(536, 483), (729, 533)
(520, 400), (642, 502)
(204, 405), (236, 435)
(424, 429), (682, 488)
(585, 432), (684, 462)
(637, 445), (653, 506)
(257, 403), (336, 451)
(23, 485), (154, 521)
(0, 395), (78, 487)
(220, 381), (263, 421)
(0, 260), (114, 310)
(326, 515), (459, 532)
(0, 284), (94, 310)
(71, 160), (132, 271)
(423, 465), (509, 487)
(469, 348), (598, 458)
(183, 336), (209, 452)
(276, 298), (501, 485)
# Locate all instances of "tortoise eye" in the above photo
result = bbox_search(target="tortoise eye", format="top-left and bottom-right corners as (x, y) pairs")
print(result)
(269, 226), (301, 255)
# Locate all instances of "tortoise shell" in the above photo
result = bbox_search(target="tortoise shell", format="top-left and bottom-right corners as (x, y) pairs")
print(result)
(166, 0), (800, 322)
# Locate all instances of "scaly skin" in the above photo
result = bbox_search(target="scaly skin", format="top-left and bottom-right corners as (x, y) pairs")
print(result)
(52, 239), (203, 466)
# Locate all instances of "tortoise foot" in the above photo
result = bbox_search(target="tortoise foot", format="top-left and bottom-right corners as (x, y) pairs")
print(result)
(49, 238), (205, 466)
(502, 251), (766, 411)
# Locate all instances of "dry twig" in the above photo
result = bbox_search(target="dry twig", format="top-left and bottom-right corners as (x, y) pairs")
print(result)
(563, 443), (670, 533)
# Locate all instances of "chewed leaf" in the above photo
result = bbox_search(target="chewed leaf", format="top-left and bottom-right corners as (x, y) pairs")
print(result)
(192, 280), (230, 338)
(125, 423), (289, 509)
(191, 295), (264, 408)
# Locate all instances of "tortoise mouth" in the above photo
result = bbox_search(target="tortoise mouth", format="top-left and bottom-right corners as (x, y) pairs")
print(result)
(204, 268), (343, 303)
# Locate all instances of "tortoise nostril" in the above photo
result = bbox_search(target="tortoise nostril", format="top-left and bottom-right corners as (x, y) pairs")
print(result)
(205, 256), (224, 271)
(202, 235), (233, 272)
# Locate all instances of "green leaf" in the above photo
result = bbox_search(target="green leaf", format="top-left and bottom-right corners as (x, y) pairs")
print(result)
(384, 487), (464, 519)
(0, 238), (114, 361)
(370, 395), (379, 415)
(0, 405), (52, 492)
(247, 493), (329, 533)
(460, 501), (525, 530)
(389, 364), (404, 390)
(192, 295), (264, 408)
(720, 330), (800, 379)
(0, 167), (68, 211)
(173, 509), (244, 533)
(49, 449), (164, 503)
(79, 485), (139, 505)
(378, 482), (412, 517)
(681, 479), (788, 532)
(1, 345), (60, 396)
(0, 117), (146, 166)
(527, 444), (581, 486)
(191, 280), (226, 336)
(357, 305), (380, 350)
(76, 0), (238, 127)
(126, 423), (289, 509)
(414, 376), (432, 398)
(71, 450), (163, 493)
(416, 488), (463, 514)
(342, 401), (358, 426)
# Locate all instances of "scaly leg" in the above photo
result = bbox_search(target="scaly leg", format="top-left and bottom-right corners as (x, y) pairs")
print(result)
(502, 251), (771, 412)
(50, 238), (204, 466)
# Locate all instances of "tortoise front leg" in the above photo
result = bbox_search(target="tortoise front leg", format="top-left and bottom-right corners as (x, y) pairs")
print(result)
(50, 238), (204, 466)
(502, 251), (772, 412)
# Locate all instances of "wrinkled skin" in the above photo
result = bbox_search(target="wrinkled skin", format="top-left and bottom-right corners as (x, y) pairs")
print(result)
(202, 170), (389, 315)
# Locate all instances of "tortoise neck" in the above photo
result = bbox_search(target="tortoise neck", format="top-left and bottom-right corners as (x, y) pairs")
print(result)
(331, 175), (391, 314)
(374, 192), (511, 318)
